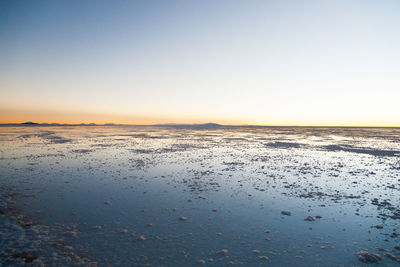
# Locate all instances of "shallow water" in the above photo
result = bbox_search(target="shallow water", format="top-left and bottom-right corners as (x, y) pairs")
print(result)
(1, 126), (400, 266)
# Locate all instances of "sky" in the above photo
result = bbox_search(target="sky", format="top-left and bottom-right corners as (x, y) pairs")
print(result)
(0, 0), (399, 126)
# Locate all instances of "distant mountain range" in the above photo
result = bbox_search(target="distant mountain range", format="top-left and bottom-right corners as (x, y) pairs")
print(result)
(0, 122), (222, 127)
(0, 122), (121, 127)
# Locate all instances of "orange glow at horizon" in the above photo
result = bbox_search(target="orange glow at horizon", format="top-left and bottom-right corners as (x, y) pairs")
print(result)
(0, 107), (398, 127)
(0, 107), (247, 126)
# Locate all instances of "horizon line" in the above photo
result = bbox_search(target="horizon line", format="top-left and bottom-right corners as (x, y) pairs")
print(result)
(0, 122), (399, 128)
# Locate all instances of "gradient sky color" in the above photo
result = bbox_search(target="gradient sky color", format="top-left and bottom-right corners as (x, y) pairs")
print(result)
(1, 0), (399, 126)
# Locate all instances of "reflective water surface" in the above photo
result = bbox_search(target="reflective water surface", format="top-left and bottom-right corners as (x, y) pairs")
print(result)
(1, 126), (400, 266)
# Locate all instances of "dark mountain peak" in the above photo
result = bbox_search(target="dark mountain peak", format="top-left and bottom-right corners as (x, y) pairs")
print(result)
(200, 123), (221, 127)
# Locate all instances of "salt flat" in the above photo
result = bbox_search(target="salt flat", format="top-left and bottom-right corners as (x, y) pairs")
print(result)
(1, 126), (399, 266)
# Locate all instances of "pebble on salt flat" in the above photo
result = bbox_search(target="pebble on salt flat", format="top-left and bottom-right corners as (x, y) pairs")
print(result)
(136, 235), (146, 241)
(259, 256), (269, 261)
(216, 249), (228, 255)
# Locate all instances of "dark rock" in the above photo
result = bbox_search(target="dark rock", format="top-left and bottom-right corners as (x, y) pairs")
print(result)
(11, 251), (38, 263)
(385, 253), (400, 262)
(357, 250), (382, 263)
(281, 211), (291, 216)
(390, 232), (399, 238)
(304, 216), (315, 221)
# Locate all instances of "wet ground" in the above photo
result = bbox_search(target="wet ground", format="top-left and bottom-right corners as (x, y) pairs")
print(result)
(0, 126), (400, 266)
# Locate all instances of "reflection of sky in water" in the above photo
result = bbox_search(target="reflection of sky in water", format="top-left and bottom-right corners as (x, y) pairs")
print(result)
(0, 126), (400, 266)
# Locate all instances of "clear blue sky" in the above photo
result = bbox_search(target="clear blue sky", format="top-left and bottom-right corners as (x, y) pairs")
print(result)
(1, 0), (399, 125)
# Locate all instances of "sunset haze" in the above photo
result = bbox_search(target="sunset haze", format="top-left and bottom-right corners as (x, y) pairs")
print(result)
(1, 0), (399, 126)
